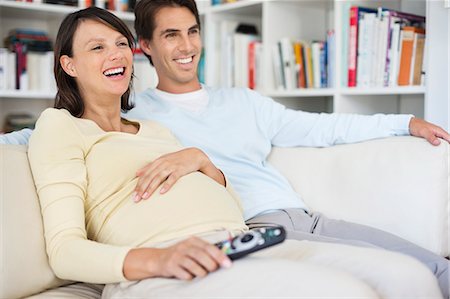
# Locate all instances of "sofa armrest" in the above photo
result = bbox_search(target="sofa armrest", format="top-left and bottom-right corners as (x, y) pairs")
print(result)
(268, 136), (449, 257)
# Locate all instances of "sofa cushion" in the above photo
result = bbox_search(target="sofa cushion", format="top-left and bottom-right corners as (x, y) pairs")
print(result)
(26, 282), (103, 299)
(0, 144), (69, 299)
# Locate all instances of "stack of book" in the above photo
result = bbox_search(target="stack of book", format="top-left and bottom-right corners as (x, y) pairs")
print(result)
(1, 28), (55, 92)
(217, 21), (262, 90)
(211, 0), (240, 6)
(347, 6), (426, 88)
(272, 31), (334, 91)
(3, 113), (36, 133)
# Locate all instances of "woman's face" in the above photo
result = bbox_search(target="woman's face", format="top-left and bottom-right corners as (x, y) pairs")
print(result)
(61, 19), (133, 101)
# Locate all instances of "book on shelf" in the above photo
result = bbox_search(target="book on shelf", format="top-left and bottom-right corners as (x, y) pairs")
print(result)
(326, 30), (335, 88)
(348, 6), (378, 87)
(2, 28), (55, 92)
(397, 26), (425, 86)
(279, 37), (296, 90)
(293, 41), (306, 89)
(346, 5), (426, 88)
(215, 21), (260, 90)
(3, 113), (36, 133)
(272, 36), (332, 91)
(211, 0), (241, 6)
(272, 44), (284, 90)
(248, 40), (262, 90)
(412, 33), (426, 86)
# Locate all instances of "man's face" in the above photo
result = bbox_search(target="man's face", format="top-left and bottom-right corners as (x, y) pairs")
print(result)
(140, 6), (202, 93)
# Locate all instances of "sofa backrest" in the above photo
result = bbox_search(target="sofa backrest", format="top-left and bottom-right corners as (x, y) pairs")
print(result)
(0, 145), (68, 299)
(268, 136), (449, 257)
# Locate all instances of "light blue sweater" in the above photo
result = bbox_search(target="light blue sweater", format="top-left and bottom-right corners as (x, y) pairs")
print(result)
(126, 86), (413, 219)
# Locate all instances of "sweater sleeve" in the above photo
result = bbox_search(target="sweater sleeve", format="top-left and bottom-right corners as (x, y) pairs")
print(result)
(0, 128), (33, 145)
(28, 109), (132, 284)
(250, 90), (413, 147)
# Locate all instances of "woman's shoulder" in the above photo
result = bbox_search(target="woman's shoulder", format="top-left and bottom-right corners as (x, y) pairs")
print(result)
(37, 108), (74, 125)
(32, 108), (81, 141)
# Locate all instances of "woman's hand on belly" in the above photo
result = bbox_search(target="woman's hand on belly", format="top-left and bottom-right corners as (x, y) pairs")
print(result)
(132, 148), (225, 202)
(123, 236), (232, 280)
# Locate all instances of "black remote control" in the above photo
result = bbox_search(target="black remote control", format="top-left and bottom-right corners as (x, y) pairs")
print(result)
(215, 226), (286, 260)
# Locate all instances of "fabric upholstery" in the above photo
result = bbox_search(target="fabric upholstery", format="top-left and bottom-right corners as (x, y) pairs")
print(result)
(1, 136), (448, 298)
(268, 136), (449, 256)
(0, 145), (69, 299)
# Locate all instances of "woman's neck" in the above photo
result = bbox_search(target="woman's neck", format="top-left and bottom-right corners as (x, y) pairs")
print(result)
(82, 98), (123, 132)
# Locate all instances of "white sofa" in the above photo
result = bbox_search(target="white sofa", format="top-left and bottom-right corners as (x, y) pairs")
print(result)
(1, 136), (449, 298)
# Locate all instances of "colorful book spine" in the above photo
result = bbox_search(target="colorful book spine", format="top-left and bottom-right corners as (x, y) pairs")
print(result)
(397, 27), (425, 86)
(348, 6), (377, 87)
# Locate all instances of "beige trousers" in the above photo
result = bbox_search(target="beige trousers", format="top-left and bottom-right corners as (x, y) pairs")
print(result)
(102, 237), (443, 299)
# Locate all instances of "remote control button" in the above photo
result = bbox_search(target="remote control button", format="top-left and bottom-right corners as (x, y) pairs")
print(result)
(241, 233), (254, 243)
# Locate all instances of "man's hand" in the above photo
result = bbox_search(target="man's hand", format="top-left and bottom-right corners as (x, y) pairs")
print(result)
(123, 237), (232, 281)
(409, 117), (450, 146)
(132, 148), (225, 202)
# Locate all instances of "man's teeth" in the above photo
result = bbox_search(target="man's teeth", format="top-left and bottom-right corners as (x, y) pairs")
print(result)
(104, 67), (124, 76)
(176, 57), (193, 64)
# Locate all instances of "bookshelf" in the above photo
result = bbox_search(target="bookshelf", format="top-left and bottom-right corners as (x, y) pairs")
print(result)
(0, 0), (153, 131)
(0, 0), (449, 132)
(204, 0), (449, 130)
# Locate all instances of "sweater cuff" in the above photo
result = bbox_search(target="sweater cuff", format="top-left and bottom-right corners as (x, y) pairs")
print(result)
(393, 114), (414, 136)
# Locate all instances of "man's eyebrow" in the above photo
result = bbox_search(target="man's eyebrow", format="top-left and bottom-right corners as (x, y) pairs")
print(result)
(189, 24), (200, 31)
(159, 24), (200, 36)
(160, 28), (180, 36)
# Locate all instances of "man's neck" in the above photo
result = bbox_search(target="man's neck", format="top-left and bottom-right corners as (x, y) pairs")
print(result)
(156, 81), (202, 94)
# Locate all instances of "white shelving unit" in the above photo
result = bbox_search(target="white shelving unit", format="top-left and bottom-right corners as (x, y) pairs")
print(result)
(0, 0), (140, 128)
(1, 0), (449, 131)
(203, 0), (448, 127)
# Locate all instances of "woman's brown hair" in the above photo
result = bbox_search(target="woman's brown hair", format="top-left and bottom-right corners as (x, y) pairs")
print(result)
(54, 7), (135, 117)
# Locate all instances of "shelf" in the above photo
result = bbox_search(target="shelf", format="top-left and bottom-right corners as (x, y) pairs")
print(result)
(266, 88), (336, 98)
(207, 0), (262, 16)
(0, 0), (134, 21)
(0, 90), (55, 99)
(338, 86), (426, 96)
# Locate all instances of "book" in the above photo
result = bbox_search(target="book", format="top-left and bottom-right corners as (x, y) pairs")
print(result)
(271, 44), (284, 90)
(348, 6), (377, 87)
(356, 12), (376, 87)
(219, 20), (238, 87)
(397, 26), (425, 86)
(340, 2), (351, 87)
(303, 43), (314, 88)
(293, 41), (306, 88)
(326, 30), (335, 88)
(279, 37), (296, 90)
(311, 41), (322, 89)
(411, 34), (425, 85)
(248, 41), (258, 89)
(387, 21), (401, 86)
(382, 9), (425, 86)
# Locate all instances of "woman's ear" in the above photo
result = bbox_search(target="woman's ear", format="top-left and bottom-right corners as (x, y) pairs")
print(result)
(139, 39), (152, 56)
(60, 55), (77, 77)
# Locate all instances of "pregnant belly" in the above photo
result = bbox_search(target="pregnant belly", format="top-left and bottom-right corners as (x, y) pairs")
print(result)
(95, 172), (246, 246)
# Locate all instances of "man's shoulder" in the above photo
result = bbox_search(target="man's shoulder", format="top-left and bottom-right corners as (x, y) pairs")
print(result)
(208, 86), (264, 105)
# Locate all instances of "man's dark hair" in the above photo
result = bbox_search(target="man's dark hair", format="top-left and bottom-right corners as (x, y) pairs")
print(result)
(53, 7), (135, 117)
(134, 0), (201, 66)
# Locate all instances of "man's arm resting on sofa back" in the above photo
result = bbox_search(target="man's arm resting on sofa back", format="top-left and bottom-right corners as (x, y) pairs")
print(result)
(0, 117), (448, 147)
(0, 128), (34, 145)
